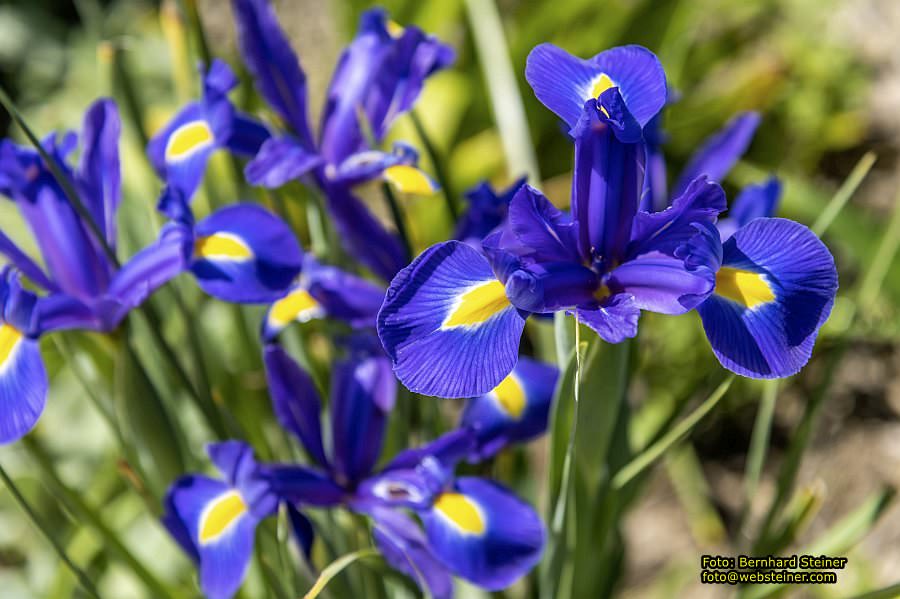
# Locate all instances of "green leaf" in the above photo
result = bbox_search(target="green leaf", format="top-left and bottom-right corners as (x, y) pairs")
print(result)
(114, 331), (187, 494)
(303, 548), (380, 599)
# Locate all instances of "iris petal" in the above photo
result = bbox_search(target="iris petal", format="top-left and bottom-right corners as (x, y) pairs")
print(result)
(190, 204), (303, 303)
(697, 218), (838, 378)
(525, 43), (666, 129)
(377, 241), (527, 397)
(0, 329), (46, 444)
(423, 477), (545, 590)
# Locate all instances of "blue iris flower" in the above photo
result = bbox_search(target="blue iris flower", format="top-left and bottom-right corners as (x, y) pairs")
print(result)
(377, 43), (838, 396)
(641, 107), (837, 379)
(163, 336), (556, 599)
(0, 100), (198, 443)
(454, 177), (528, 248)
(151, 0), (452, 281)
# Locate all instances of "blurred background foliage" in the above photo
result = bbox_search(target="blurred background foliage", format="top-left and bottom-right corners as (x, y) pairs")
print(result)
(2, 0), (900, 598)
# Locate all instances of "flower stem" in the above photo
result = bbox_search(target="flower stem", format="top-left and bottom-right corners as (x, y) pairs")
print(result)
(409, 109), (458, 222)
(0, 463), (102, 599)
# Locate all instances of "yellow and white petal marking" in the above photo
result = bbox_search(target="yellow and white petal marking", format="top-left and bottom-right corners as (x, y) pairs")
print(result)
(193, 232), (254, 262)
(268, 288), (324, 328)
(383, 165), (437, 196)
(588, 73), (616, 100)
(715, 267), (775, 309)
(165, 120), (215, 163)
(198, 490), (248, 545)
(442, 280), (511, 329)
(386, 19), (405, 39)
(490, 372), (526, 420)
(0, 324), (23, 373)
(433, 492), (486, 536)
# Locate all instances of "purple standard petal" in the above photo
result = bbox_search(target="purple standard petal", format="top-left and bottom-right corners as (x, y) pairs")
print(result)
(377, 241), (527, 398)
(331, 350), (395, 484)
(207, 440), (278, 518)
(628, 176), (727, 258)
(244, 136), (322, 188)
(505, 185), (581, 264)
(321, 183), (408, 281)
(423, 477), (545, 591)
(454, 177), (526, 246)
(2, 139), (112, 300)
(718, 177), (781, 240)
(697, 218), (837, 378)
(370, 508), (454, 599)
(319, 8), (453, 164)
(262, 343), (328, 467)
(672, 112), (760, 199)
(231, 0), (315, 147)
(76, 98), (121, 247)
(525, 43), (666, 129)
(461, 356), (558, 461)
(571, 101), (644, 267)
(302, 256), (384, 327)
(223, 113), (271, 158)
(190, 204), (304, 303)
(0, 230), (56, 291)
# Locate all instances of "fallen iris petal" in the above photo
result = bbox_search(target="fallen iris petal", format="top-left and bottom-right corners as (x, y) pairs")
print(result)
(377, 241), (527, 398)
(697, 218), (838, 378)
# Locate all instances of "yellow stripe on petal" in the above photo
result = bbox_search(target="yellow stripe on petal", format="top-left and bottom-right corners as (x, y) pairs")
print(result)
(589, 73), (615, 100)
(443, 280), (511, 328)
(434, 492), (486, 535)
(384, 165), (437, 195)
(0, 324), (23, 370)
(491, 373), (526, 419)
(269, 288), (323, 327)
(715, 267), (775, 308)
(199, 490), (247, 545)
(165, 120), (215, 162)
(194, 233), (254, 261)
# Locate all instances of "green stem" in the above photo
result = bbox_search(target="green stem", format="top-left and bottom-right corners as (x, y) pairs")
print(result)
(812, 151), (876, 236)
(409, 109), (458, 221)
(22, 438), (176, 599)
(181, 0), (212, 66)
(0, 464), (102, 599)
(612, 375), (735, 489)
(303, 548), (380, 599)
(463, 0), (541, 184)
(739, 380), (778, 537)
(381, 182), (414, 258)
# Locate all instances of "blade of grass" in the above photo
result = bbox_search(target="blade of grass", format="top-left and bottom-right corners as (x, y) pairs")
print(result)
(848, 582), (900, 599)
(409, 109), (458, 221)
(739, 379), (778, 538)
(812, 151), (876, 236)
(303, 548), (380, 599)
(463, 0), (541, 184)
(22, 437), (176, 598)
(381, 182), (414, 258)
(743, 487), (894, 599)
(0, 464), (102, 599)
(612, 375), (735, 490)
(859, 185), (900, 309)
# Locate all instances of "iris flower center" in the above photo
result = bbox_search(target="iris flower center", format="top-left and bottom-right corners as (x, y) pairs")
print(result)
(433, 492), (486, 535)
(444, 280), (511, 328)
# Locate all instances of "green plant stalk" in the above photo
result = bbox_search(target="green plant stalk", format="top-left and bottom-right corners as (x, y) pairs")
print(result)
(463, 0), (541, 184)
(612, 375), (735, 489)
(0, 464), (102, 599)
(739, 379), (778, 537)
(409, 109), (458, 221)
(812, 151), (876, 237)
(381, 182), (414, 258)
(111, 44), (151, 149)
(22, 437), (176, 598)
(743, 487), (894, 599)
(303, 548), (380, 599)
(859, 185), (900, 309)
(180, 0), (212, 66)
